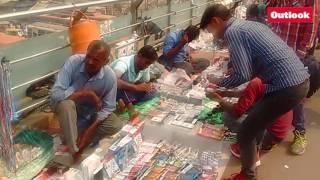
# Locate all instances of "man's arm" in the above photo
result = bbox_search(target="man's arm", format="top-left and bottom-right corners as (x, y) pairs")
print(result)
(216, 89), (244, 98)
(163, 33), (188, 60)
(219, 30), (253, 88)
(51, 56), (77, 107)
(207, 92), (235, 114)
(113, 70), (150, 92)
(78, 72), (118, 149)
(231, 78), (265, 118)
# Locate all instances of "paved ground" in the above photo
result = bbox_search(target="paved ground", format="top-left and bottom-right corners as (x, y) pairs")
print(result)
(222, 50), (320, 180)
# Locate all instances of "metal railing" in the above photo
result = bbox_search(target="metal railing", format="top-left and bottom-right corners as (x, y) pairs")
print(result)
(5, 0), (218, 115)
(0, 0), (125, 21)
(8, 1), (214, 65)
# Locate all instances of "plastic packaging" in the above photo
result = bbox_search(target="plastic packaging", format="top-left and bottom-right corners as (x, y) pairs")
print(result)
(1, 130), (54, 180)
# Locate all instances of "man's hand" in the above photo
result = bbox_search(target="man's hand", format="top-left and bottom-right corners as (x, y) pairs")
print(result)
(135, 83), (154, 93)
(226, 68), (234, 76)
(69, 90), (102, 111)
(77, 121), (99, 150)
(215, 89), (230, 97)
(90, 92), (102, 111)
(181, 33), (189, 44)
(206, 92), (223, 103)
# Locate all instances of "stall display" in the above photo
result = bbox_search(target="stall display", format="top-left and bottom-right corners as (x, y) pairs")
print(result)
(189, 30), (215, 51)
(104, 139), (221, 180)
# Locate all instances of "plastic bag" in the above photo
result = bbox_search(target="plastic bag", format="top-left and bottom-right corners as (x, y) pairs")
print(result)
(1, 130), (54, 180)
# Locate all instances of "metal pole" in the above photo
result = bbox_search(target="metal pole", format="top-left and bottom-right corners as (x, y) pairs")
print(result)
(10, 45), (69, 65)
(16, 97), (49, 115)
(7, 0), (214, 65)
(0, 0), (125, 21)
(101, 0), (212, 35)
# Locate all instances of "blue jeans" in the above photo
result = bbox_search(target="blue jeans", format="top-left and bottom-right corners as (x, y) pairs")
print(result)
(292, 103), (305, 132)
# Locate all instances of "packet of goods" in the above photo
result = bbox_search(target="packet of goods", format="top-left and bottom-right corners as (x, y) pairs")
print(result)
(197, 124), (225, 140)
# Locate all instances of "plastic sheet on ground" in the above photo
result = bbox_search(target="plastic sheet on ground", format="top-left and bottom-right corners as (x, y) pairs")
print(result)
(0, 130), (54, 180)
(119, 95), (161, 120)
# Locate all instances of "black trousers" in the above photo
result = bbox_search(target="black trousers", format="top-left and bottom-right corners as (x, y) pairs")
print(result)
(239, 80), (309, 180)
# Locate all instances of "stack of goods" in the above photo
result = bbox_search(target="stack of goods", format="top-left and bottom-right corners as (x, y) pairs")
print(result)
(157, 68), (193, 91)
(196, 122), (225, 141)
(104, 140), (221, 180)
(189, 30), (215, 51)
(147, 98), (203, 129)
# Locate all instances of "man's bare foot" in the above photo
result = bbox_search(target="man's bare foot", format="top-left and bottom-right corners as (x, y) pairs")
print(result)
(116, 99), (126, 113)
(127, 103), (140, 120)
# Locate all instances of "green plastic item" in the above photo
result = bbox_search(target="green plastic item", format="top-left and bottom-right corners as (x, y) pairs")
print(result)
(119, 95), (161, 120)
(198, 98), (224, 125)
(2, 130), (54, 180)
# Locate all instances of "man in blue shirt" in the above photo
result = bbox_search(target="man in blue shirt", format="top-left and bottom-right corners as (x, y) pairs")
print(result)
(161, 25), (210, 76)
(110, 45), (158, 117)
(201, 4), (309, 180)
(51, 40), (122, 157)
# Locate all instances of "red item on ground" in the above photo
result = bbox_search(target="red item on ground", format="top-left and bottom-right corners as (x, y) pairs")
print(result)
(232, 77), (292, 140)
(197, 124), (224, 140)
(131, 116), (141, 126)
(223, 171), (246, 180)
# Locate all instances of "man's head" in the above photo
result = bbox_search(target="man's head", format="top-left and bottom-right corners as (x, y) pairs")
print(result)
(200, 4), (231, 38)
(246, 4), (259, 20)
(85, 40), (110, 76)
(184, 25), (200, 43)
(136, 45), (158, 71)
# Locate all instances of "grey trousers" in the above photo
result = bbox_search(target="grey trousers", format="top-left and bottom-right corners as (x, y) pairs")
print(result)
(56, 100), (123, 153)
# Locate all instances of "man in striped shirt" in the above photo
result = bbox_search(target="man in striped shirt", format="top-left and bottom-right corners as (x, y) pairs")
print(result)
(201, 4), (310, 180)
(266, 0), (320, 155)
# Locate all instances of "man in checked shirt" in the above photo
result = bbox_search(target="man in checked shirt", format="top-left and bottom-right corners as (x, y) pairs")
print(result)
(266, 0), (320, 155)
(201, 4), (310, 180)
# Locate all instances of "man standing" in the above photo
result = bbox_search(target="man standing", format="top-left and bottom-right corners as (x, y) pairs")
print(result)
(208, 77), (293, 154)
(161, 25), (210, 76)
(110, 45), (158, 116)
(266, 0), (319, 155)
(200, 4), (309, 180)
(51, 40), (122, 157)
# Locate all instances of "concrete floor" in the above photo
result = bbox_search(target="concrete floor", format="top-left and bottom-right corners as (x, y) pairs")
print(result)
(222, 50), (320, 180)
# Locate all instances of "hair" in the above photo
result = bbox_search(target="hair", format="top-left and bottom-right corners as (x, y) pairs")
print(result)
(138, 45), (158, 61)
(246, 4), (259, 18)
(184, 25), (200, 41)
(88, 40), (111, 53)
(200, 4), (231, 29)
